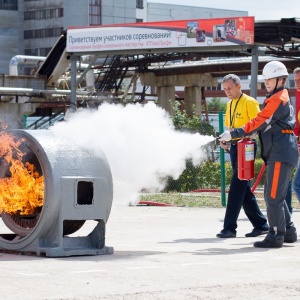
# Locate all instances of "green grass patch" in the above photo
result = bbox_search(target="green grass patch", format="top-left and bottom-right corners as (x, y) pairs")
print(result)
(139, 193), (225, 208)
(139, 192), (300, 211)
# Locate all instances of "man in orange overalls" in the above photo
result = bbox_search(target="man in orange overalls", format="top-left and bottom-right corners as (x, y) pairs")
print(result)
(219, 61), (298, 248)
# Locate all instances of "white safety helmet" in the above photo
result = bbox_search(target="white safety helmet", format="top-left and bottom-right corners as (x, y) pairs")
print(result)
(262, 61), (289, 80)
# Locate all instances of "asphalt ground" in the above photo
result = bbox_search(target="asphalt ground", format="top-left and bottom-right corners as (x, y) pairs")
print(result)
(1, 205), (300, 300)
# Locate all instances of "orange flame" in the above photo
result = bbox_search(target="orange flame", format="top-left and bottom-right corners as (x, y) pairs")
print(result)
(0, 132), (44, 215)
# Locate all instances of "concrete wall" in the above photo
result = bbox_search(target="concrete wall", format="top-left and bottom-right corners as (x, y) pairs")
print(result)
(0, 103), (39, 129)
(63, 0), (89, 27)
(102, 0), (136, 24)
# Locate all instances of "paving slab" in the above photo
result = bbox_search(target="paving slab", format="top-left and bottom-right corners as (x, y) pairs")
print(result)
(1, 205), (300, 300)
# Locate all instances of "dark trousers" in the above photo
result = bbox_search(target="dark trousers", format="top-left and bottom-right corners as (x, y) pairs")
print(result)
(264, 162), (294, 236)
(223, 143), (268, 233)
(285, 180), (293, 214)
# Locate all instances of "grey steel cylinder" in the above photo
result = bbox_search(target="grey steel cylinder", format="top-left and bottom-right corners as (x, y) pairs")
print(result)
(0, 129), (113, 257)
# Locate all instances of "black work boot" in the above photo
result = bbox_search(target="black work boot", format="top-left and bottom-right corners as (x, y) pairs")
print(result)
(284, 226), (298, 243)
(253, 232), (284, 248)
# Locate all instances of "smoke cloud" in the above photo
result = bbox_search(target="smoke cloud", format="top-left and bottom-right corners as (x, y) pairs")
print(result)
(50, 103), (214, 206)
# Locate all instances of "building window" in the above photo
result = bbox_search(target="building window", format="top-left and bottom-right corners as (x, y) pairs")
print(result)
(24, 8), (63, 20)
(136, 18), (143, 23)
(90, 0), (101, 4)
(0, 0), (18, 10)
(136, 0), (143, 9)
(24, 27), (64, 39)
(89, 0), (101, 25)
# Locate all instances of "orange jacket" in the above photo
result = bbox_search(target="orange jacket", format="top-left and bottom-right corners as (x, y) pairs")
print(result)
(230, 88), (298, 166)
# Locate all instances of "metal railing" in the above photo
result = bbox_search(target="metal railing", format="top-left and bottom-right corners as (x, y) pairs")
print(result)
(25, 109), (65, 129)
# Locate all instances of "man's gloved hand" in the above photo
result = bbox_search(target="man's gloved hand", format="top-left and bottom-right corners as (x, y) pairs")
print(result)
(218, 131), (232, 142)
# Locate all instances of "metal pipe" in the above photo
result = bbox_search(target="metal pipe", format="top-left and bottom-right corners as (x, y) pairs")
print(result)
(9, 55), (91, 76)
(0, 87), (110, 104)
(218, 112), (227, 207)
(76, 56), (98, 87)
(9, 55), (46, 75)
(70, 55), (78, 112)
(0, 87), (90, 96)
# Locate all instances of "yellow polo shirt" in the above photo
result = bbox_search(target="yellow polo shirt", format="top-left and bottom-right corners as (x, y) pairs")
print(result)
(225, 93), (260, 129)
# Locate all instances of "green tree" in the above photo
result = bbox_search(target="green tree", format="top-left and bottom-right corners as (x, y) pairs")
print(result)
(163, 101), (217, 192)
(171, 101), (215, 136)
(207, 97), (226, 113)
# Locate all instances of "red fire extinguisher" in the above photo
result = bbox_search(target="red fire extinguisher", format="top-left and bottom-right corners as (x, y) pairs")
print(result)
(237, 138), (255, 180)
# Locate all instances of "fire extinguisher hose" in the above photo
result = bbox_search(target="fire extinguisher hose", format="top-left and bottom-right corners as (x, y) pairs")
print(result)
(251, 163), (266, 193)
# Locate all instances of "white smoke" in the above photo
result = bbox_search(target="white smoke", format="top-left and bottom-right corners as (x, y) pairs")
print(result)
(50, 102), (214, 206)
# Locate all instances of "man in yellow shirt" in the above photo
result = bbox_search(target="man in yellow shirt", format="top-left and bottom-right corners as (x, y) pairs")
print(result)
(217, 74), (269, 238)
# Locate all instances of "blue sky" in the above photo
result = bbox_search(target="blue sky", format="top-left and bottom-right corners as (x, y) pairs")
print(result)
(150, 0), (298, 21)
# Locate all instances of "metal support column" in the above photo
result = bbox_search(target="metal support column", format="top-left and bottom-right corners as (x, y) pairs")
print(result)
(70, 55), (78, 112)
(250, 46), (259, 99)
(219, 112), (226, 207)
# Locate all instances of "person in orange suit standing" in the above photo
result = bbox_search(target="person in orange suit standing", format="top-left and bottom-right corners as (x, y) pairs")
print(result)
(219, 61), (298, 248)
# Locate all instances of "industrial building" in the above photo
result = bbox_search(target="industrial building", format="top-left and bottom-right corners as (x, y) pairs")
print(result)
(0, 0), (247, 74)
(0, 1), (299, 134)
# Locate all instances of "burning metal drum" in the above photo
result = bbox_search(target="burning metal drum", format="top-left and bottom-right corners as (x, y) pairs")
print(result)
(0, 129), (113, 257)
